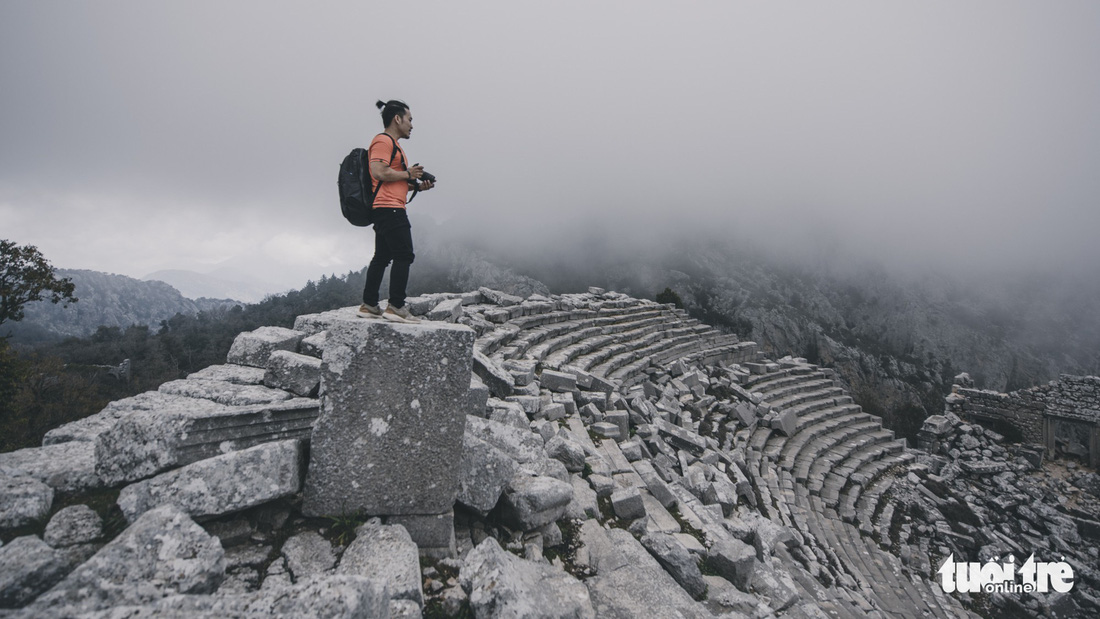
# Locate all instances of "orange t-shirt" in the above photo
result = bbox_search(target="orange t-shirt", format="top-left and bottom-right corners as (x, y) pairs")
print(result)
(368, 133), (409, 209)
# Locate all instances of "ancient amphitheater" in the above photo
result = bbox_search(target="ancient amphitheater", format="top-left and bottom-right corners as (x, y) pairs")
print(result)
(1, 288), (1096, 618)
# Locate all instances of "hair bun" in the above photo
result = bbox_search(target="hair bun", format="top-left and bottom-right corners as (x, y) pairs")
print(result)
(375, 100), (386, 110)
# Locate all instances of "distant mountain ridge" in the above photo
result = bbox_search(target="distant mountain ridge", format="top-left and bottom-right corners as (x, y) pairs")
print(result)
(143, 269), (283, 304)
(7, 269), (240, 343)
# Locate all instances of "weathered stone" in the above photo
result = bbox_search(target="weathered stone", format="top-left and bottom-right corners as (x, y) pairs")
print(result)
(707, 538), (756, 591)
(117, 439), (303, 522)
(299, 331), (327, 359)
(610, 486), (646, 520)
(95, 397), (318, 486)
(43, 505), (103, 548)
(0, 441), (102, 494)
(338, 522), (423, 607)
(187, 364), (266, 385)
(640, 532), (706, 599)
(464, 415), (546, 464)
(303, 319), (474, 517)
(386, 512), (456, 559)
(224, 545), (272, 570)
(31, 505), (224, 612)
(460, 537), (595, 618)
(770, 408), (797, 437)
(479, 287), (523, 307)
(704, 575), (767, 615)
(263, 350), (321, 397)
(503, 359), (537, 387)
(292, 306), (363, 335)
(498, 474), (573, 531)
(541, 369), (578, 393)
(205, 517), (255, 546)
(158, 378), (294, 406)
(282, 531), (336, 580)
(226, 326), (305, 368)
(112, 575), (390, 618)
(579, 522), (706, 618)
(469, 375), (490, 416)
(631, 460), (677, 509)
(473, 350), (514, 398)
(751, 560), (800, 611)
(546, 435), (587, 473)
(0, 536), (69, 608)
(429, 297), (464, 322)
(605, 411), (630, 442)
(457, 431), (519, 515)
(592, 422), (621, 440)
(0, 475), (53, 529)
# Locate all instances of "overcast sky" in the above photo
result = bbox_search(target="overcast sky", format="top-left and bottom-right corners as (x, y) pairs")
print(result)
(2, 1), (1098, 294)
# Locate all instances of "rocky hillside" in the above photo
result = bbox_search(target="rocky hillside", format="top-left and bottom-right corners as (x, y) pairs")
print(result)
(2, 287), (1094, 617)
(8, 269), (239, 342)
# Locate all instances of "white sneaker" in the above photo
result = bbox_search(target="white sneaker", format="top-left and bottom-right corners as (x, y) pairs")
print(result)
(383, 305), (422, 324)
(357, 303), (383, 319)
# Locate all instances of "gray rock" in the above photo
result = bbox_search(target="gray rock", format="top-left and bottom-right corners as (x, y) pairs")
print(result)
(299, 331), (327, 359)
(282, 531), (336, 580)
(469, 375), (490, 416)
(588, 474), (616, 498)
(460, 537), (595, 618)
(578, 522), (707, 618)
(224, 545), (272, 570)
(546, 435), (587, 473)
(770, 408), (797, 437)
(303, 319), (474, 517)
(479, 287), (523, 306)
(43, 505), (103, 548)
(292, 306), (365, 335)
(751, 560), (800, 612)
(605, 411), (630, 442)
(473, 350), (515, 398)
(541, 369), (578, 393)
(499, 474), (573, 531)
(31, 505), (224, 612)
(117, 439), (302, 523)
(591, 422), (621, 440)
(565, 474), (600, 520)
(610, 487), (646, 520)
(457, 432), (519, 515)
(707, 538), (756, 591)
(703, 575), (767, 615)
(386, 511), (456, 559)
(263, 350), (321, 397)
(429, 297), (464, 322)
(640, 532), (707, 599)
(186, 364), (266, 385)
(158, 378), (294, 406)
(465, 415), (546, 464)
(0, 536), (69, 608)
(489, 400), (530, 430)
(338, 522), (423, 607)
(226, 326), (306, 368)
(0, 441), (103, 493)
(0, 475), (53, 529)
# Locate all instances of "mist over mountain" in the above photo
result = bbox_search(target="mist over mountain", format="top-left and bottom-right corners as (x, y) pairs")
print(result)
(6, 269), (239, 343)
(142, 269), (280, 304)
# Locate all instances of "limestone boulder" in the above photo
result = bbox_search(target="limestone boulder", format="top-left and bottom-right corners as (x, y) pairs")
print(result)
(337, 521), (423, 607)
(282, 531), (336, 580)
(546, 435), (587, 473)
(498, 474), (573, 531)
(0, 441), (103, 493)
(158, 378), (294, 406)
(187, 364), (266, 385)
(263, 350), (322, 397)
(30, 505), (224, 613)
(117, 439), (303, 522)
(226, 326), (306, 368)
(0, 536), (70, 608)
(465, 415), (546, 464)
(640, 532), (707, 600)
(458, 432), (519, 515)
(43, 505), (103, 548)
(0, 475), (53, 529)
(460, 537), (595, 618)
(429, 297), (464, 322)
(707, 538), (756, 591)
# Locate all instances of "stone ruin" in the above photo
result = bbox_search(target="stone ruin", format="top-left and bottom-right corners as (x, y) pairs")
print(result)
(0, 286), (1096, 617)
(943, 374), (1100, 468)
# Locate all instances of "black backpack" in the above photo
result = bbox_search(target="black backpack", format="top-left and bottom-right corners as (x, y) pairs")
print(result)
(338, 134), (404, 227)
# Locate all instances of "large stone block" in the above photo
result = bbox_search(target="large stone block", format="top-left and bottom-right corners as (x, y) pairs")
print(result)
(95, 397), (319, 486)
(460, 538), (595, 618)
(498, 474), (572, 531)
(117, 440), (303, 522)
(158, 378), (294, 406)
(337, 521), (423, 607)
(226, 326), (306, 368)
(30, 505), (224, 612)
(457, 432), (519, 515)
(473, 351), (515, 398)
(0, 442), (103, 493)
(303, 319), (474, 517)
(386, 512), (457, 559)
(0, 475), (53, 529)
(0, 536), (70, 608)
(263, 350), (322, 397)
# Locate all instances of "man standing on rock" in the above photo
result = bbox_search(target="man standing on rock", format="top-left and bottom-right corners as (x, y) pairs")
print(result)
(359, 99), (433, 323)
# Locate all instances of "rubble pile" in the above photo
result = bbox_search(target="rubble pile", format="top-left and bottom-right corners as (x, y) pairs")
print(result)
(1, 286), (1092, 617)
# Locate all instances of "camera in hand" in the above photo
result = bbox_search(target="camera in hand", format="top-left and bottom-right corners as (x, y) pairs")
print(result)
(418, 170), (436, 184)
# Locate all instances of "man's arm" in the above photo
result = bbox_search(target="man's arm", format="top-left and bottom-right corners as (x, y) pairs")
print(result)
(369, 160), (424, 183)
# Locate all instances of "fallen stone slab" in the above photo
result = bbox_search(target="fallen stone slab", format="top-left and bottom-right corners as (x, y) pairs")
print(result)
(457, 432), (519, 515)
(578, 522), (707, 618)
(498, 474), (573, 531)
(751, 560), (800, 612)
(707, 538), (756, 591)
(94, 397), (318, 486)
(0, 441), (103, 493)
(43, 505), (103, 548)
(541, 369), (578, 393)
(292, 306), (364, 335)
(546, 435), (587, 473)
(0, 475), (53, 529)
(385, 511), (456, 559)
(770, 408), (797, 437)
(282, 531), (337, 580)
(631, 460), (677, 509)
(263, 350), (321, 397)
(337, 521), (423, 607)
(641, 532), (707, 600)
(565, 474), (600, 520)
(469, 375), (490, 416)
(226, 326), (306, 368)
(299, 331), (327, 358)
(0, 536), (70, 608)
(303, 319), (474, 517)
(429, 297), (464, 322)
(104, 575), (390, 618)
(460, 537), (595, 618)
(187, 364), (266, 385)
(464, 415), (546, 464)
(158, 378), (294, 406)
(473, 350), (514, 398)
(610, 486), (646, 520)
(30, 505), (224, 613)
(655, 419), (707, 456)
(117, 439), (303, 522)
(479, 287), (523, 306)
(44, 391), (228, 445)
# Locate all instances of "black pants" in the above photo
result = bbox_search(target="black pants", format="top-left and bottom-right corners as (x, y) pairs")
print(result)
(363, 208), (415, 309)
